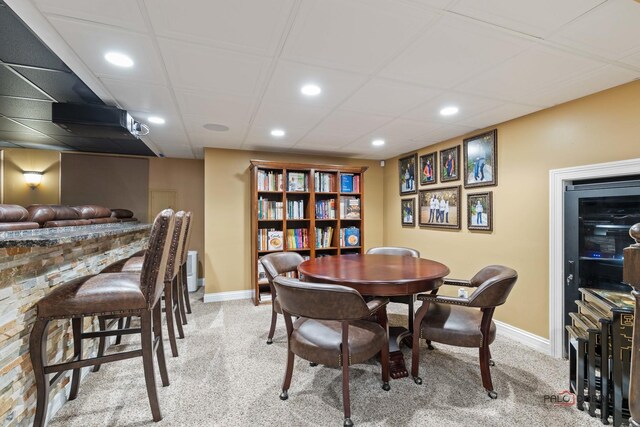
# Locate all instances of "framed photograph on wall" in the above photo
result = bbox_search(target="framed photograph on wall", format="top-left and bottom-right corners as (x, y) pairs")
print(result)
(467, 192), (493, 231)
(398, 153), (417, 195)
(439, 146), (460, 182)
(418, 186), (461, 230)
(463, 129), (497, 188)
(401, 198), (415, 227)
(419, 152), (437, 186)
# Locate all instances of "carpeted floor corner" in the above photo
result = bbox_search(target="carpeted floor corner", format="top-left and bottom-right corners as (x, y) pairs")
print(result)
(48, 290), (615, 426)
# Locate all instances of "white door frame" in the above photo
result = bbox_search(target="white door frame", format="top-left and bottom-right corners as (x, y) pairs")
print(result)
(548, 158), (640, 358)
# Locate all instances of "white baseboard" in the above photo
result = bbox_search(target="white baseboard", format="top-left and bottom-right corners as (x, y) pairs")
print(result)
(495, 320), (550, 355)
(203, 289), (252, 303)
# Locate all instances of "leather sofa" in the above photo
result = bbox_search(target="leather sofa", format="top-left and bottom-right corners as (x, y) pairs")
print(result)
(0, 204), (40, 231)
(0, 204), (137, 230)
(110, 208), (138, 223)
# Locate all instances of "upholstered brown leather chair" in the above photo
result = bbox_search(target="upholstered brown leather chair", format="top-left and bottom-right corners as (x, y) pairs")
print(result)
(410, 265), (518, 399)
(366, 247), (420, 332)
(273, 276), (390, 427)
(29, 209), (175, 427)
(259, 252), (304, 344)
(99, 211), (188, 358)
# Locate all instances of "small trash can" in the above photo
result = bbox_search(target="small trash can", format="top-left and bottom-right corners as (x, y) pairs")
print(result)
(186, 250), (198, 292)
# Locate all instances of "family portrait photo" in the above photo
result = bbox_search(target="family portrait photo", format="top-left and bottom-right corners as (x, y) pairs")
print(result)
(463, 129), (497, 188)
(399, 154), (417, 195)
(419, 152), (437, 185)
(401, 198), (415, 227)
(439, 146), (459, 182)
(418, 186), (461, 229)
(467, 192), (493, 231)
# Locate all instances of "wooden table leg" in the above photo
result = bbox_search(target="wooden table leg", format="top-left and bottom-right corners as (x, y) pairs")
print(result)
(388, 326), (410, 379)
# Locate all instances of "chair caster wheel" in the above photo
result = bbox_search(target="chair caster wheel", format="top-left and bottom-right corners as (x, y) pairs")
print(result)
(309, 362), (318, 367)
(344, 417), (353, 427)
(489, 359), (495, 367)
(382, 382), (390, 391)
(266, 338), (273, 345)
(488, 390), (498, 399)
(413, 376), (422, 385)
(280, 390), (288, 400)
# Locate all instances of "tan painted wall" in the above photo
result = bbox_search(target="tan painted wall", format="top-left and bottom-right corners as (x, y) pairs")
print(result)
(204, 148), (384, 295)
(1, 148), (60, 206)
(149, 157), (205, 275)
(383, 80), (640, 338)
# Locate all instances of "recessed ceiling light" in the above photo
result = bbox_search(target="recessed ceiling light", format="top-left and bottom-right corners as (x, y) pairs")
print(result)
(203, 123), (229, 132)
(148, 116), (165, 125)
(301, 84), (322, 96)
(270, 129), (286, 137)
(104, 52), (134, 68)
(371, 139), (385, 146)
(440, 106), (459, 116)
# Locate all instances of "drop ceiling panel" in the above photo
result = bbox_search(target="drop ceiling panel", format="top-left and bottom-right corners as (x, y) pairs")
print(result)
(283, 0), (438, 73)
(295, 132), (358, 149)
(403, 92), (506, 124)
(621, 51), (640, 68)
(250, 102), (331, 132)
(46, 16), (166, 85)
(0, 116), (37, 133)
(0, 98), (52, 120)
(340, 78), (442, 117)
(175, 90), (255, 127)
(13, 118), (75, 136)
(456, 46), (604, 104)
(450, 0), (606, 38)
(457, 103), (541, 128)
(311, 110), (394, 140)
(244, 126), (306, 148)
(34, 0), (147, 31)
(13, 67), (102, 104)
(360, 118), (444, 144)
(262, 60), (368, 110)
(550, 1), (640, 60)
(99, 78), (176, 116)
(182, 115), (247, 140)
(380, 16), (530, 89)
(412, 123), (477, 145)
(159, 38), (271, 97)
(0, 66), (50, 100)
(187, 131), (244, 149)
(145, 0), (295, 56)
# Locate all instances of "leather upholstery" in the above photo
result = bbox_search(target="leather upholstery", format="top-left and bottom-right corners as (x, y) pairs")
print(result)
(366, 246), (420, 258)
(101, 256), (145, 273)
(178, 212), (192, 266)
(89, 217), (118, 225)
(166, 211), (186, 281)
(139, 209), (175, 308)
(43, 219), (91, 228)
(36, 273), (146, 319)
(27, 204), (118, 228)
(0, 204), (29, 222)
(0, 222), (39, 231)
(260, 252), (304, 314)
(291, 318), (386, 366)
(110, 208), (134, 219)
(420, 303), (496, 347)
(73, 205), (111, 219)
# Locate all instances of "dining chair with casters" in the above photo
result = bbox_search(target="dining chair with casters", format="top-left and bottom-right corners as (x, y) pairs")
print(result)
(366, 247), (420, 334)
(29, 209), (175, 427)
(259, 252), (304, 345)
(273, 276), (390, 427)
(410, 265), (518, 399)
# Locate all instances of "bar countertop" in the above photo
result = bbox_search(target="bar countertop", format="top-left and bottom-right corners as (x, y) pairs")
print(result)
(0, 222), (151, 248)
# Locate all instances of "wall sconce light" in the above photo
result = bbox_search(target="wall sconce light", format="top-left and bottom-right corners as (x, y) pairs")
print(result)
(24, 171), (43, 189)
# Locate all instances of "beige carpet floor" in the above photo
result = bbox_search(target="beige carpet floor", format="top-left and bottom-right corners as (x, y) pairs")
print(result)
(48, 290), (618, 426)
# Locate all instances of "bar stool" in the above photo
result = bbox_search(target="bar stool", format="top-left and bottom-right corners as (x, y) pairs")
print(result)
(29, 209), (175, 427)
(100, 211), (187, 358)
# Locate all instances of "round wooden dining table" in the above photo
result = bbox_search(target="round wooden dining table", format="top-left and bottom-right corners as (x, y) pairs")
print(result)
(298, 253), (450, 379)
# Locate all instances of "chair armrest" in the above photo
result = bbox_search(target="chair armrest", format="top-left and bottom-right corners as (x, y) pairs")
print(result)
(417, 293), (470, 306)
(366, 298), (389, 315)
(443, 278), (476, 288)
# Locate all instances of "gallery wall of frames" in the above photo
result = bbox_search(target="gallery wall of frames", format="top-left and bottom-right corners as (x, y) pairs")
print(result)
(399, 129), (497, 232)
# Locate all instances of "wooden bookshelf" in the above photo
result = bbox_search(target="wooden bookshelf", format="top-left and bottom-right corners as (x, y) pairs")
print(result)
(250, 160), (367, 305)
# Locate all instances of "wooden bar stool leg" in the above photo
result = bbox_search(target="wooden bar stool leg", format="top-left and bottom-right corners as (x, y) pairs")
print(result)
(92, 316), (107, 372)
(341, 322), (352, 427)
(115, 318), (125, 345)
(140, 311), (162, 422)
(267, 308), (277, 344)
(181, 265), (192, 314)
(172, 276), (185, 339)
(29, 318), (50, 427)
(69, 317), (83, 400)
(164, 280), (179, 357)
(153, 302), (170, 387)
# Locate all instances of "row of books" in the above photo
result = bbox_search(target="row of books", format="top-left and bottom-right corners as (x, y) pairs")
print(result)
(314, 172), (336, 192)
(339, 227), (360, 247)
(340, 196), (361, 219)
(257, 198), (283, 220)
(340, 174), (360, 193)
(257, 170), (283, 191)
(287, 199), (305, 219)
(257, 229), (283, 251)
(287, 228), (309, 249)
(288, 172), (309, 192)
(315, 199), (336, 219)
(315, 226), (334, 248)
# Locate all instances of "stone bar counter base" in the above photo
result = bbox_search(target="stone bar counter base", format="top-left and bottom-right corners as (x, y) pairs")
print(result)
(0, 222), (150, 426)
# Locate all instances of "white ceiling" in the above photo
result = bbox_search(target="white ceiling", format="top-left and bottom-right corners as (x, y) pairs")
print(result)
(10, 0), (640, 160)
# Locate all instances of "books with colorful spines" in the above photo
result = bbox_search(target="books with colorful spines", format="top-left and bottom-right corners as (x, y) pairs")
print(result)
(343, 227), (360, 247)
(267, 230), (283, 250)
(343, 197), (360, 219)
(340, 174), (353, 193)
(288, 172), (307, 191)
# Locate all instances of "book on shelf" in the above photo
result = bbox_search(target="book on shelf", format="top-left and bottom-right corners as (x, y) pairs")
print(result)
(287, 172), (308, 192)
(353, 175), (360, 193)
(340, 227), (360, 247)
(340, 174), (353, 193)
(257, 170), (283, 191)
(267, 230), (283, 250)
(315, 226), (334, 248)
(258, 197), (283, 220)
(314, 172), (336, 192)
(340, 196), (361, 219)
(286, 228), (309, 249)
(287, 199), (305, 219)
(257, 260), (268, 284)
(315, 199), (336, 219)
